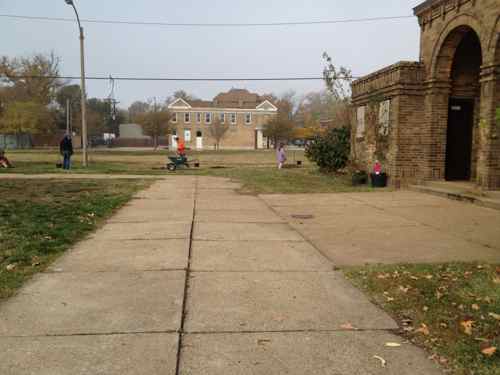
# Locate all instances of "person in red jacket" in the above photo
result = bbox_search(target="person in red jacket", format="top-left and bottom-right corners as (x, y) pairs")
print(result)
(176, 137), (186, 158)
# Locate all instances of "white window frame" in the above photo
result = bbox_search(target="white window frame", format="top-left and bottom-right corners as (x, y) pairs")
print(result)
(196, 112), (202, 123)
(172, 112), (178, 123)
(230, 113), (237, 124)
(220, 112), (225, 123)
(184, 129), (191, 142)
(184, 112), (190, 123)
(245, 113), (252, 125)
(205, 112), (212, 124)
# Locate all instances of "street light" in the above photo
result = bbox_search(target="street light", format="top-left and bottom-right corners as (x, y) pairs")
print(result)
(64, 0), (88, 167)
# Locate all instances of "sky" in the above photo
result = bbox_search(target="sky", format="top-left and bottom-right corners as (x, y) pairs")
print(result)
(0, 0), (424, 108)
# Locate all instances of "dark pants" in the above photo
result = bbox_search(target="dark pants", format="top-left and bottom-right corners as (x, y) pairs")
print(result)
(63, 153), (71, 170)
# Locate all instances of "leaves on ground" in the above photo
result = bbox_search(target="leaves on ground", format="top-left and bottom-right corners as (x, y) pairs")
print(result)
(345, 263), (500, 374)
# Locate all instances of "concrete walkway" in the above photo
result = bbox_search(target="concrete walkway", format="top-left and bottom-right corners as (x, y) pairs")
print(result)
(0, 177), (442, 374)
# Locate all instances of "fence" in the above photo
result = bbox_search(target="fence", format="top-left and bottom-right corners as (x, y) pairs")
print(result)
(0, 134), (32, 149)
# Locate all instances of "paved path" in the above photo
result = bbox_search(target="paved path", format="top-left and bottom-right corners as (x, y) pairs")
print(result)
(261, 191), (500, 266)
(0, 177), (443, 374)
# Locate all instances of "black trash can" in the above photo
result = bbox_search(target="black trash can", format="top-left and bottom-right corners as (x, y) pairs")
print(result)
(352, 171), (368, 186)
(370, 173), (388, 188)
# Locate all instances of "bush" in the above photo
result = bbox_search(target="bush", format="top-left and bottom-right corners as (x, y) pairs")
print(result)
(305, 126), (350, 172)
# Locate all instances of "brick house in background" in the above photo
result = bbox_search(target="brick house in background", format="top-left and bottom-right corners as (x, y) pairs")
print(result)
(167, 89), (278, 150)
(351, 0), (500, 189)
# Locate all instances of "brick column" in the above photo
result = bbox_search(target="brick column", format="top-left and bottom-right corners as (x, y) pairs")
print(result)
(477, 63), (500, 189)
(421, 79), (451, 181)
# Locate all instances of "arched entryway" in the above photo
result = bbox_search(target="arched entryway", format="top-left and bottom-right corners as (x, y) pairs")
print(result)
(437, 26), (483, 181)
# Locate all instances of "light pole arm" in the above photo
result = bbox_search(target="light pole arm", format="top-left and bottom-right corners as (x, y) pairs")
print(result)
(69, 3), (82, 31)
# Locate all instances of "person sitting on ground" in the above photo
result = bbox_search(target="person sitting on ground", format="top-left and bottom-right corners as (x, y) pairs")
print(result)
(0, 149), (13, 168)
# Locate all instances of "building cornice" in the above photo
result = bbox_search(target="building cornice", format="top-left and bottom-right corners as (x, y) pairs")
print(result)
(414, 0), (474, 27)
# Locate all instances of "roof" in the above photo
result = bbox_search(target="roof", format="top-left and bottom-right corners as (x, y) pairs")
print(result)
(413, 0), (444, 15)
(168, 89), (277, 111)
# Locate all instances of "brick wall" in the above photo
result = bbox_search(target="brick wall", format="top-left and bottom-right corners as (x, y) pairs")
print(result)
(351, 0), (500, 189)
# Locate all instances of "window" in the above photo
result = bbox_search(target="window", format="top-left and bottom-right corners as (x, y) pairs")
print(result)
(230, 113), (237, 124)
(220, 113), (225, 123)
(245, 113), (252, 125)
(196, 113), (202, 123)
(172, 112), (178, 123)
(205, 112), (212, 124)
(184, 129), (191, 142)
(184, 113), (190, 123)
(356, 106), (365, 139)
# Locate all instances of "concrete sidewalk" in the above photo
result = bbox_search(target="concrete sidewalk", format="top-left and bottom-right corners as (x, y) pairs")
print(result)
(0, 176), (442, 374)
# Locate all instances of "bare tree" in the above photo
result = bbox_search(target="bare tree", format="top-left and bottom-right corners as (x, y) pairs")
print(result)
(128, 101), (150, 121)
(135, 101), (171, 149)
(208, 118), (229, 150)
(322, 52), (353, 102)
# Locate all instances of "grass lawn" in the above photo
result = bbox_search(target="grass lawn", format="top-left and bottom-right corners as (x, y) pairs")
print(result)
(0, 178), (150, 301)
(345, 263), (500, 375)
(1, 148), (378, 194)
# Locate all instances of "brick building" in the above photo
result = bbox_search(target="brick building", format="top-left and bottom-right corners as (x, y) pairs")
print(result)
(351, 0), (500, 189)
(167, 89), (278, 150)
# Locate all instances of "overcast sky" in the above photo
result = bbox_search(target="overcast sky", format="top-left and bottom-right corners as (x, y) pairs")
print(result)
(0, 0), (423, 108)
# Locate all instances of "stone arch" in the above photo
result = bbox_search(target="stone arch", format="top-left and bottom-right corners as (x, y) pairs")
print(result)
(492, 16), (500, 63)
(430, 14), (485, 80)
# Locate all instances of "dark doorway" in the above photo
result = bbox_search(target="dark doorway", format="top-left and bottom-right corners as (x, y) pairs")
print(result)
(445, 99), (474, 181)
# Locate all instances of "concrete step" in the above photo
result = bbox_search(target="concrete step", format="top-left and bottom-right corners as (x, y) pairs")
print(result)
(409, 184), (500, 211)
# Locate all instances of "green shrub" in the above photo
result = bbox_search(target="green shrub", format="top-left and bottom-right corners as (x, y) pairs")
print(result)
(305, 127), (350, 172)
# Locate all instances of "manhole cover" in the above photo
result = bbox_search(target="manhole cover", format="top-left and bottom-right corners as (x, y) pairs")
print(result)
(291, 214), (314, 220)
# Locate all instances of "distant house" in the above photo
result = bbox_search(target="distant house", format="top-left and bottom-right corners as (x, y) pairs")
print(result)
(167, 89), (278, 150)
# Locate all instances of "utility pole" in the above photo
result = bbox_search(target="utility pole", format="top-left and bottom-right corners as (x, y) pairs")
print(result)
(65, 0), (88, 167)
(66, 99), (70, 135)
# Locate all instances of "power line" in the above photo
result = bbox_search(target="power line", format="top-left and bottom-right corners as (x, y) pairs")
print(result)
(1, 75), (360, 81)
(0, 13), (414, 28)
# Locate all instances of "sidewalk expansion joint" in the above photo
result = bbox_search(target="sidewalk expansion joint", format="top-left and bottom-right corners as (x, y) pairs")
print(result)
(0, 330), (179, 339)
(257, 196), (337, 266)
(188, 270), (336, 273)
(42, 268), (187, 274)
(182, 328), (400, 335)
(175, 177), (198, 375)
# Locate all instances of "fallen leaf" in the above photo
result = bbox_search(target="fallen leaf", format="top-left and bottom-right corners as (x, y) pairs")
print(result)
(5, 264), (16, 271)
(488, 312), (500, 321)
(481, 347), (497, 357)
(399, 286), (410, 293)
(416, 323), (430, 336)
(493, 277), (500, 285)
(373, 355), (387, 367)
(425, 275), (433, 280)
(460, 320), (474, 335)
(472, 304), (480, 311)
(436, 291), (444, 300)
(385, 342), (402, 347)
(340, 323), (357, 330)
(423, 306), (429, 312)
